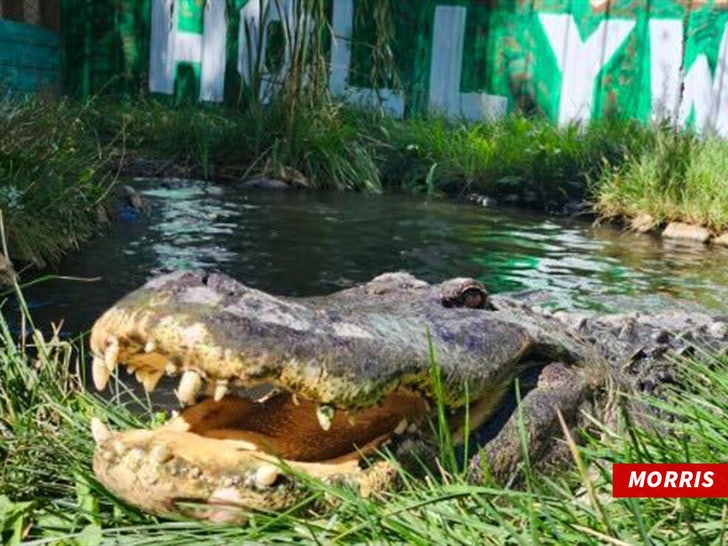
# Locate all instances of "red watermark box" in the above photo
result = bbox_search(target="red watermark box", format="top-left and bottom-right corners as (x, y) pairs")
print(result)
(613, 464), (728, 498)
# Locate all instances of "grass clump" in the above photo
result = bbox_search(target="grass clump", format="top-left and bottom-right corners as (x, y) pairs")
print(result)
(3, 284), (728, 544)
(377, 115), (653, 203)
(0, 96), (116, 268)
(97, 98), (382, 192)
(0, 95), (382, 270)
(595, 129), (728, 232)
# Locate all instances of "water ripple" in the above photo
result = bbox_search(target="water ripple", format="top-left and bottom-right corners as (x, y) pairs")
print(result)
(17, 179), (728, 334)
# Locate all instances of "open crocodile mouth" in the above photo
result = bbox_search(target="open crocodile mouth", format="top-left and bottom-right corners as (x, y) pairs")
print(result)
(89, 329), (433, 522)
(87, 270), (541, 523)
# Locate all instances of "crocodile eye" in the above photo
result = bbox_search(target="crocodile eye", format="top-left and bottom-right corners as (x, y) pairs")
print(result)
(439, 278), (489, 309)
(461, 287), (486, 309)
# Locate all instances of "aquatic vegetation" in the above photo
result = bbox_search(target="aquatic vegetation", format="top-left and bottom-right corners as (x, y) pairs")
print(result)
(2, 281), (728, 544)
(94, 97), (382, 192)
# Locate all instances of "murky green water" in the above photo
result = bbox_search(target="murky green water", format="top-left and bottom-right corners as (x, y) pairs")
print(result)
(14, 179), (728, 336)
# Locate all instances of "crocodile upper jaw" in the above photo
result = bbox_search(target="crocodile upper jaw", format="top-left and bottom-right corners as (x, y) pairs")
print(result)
(87, 270), (563, 521)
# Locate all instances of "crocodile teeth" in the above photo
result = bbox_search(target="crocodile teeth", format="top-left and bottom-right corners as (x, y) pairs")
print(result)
(104, 337), (120, 372)
(92, 355), (110, 390)
(256, 388), (280, 403)
(144, 341), (156, 353)
(137, 370), (163, 393)
(394, 419), (408, 435)
(176, 370), (203, 406)
(316, 404), (334, 432)
(91, 418), (111, 444)
(151, 445), (172, 464)
(255, 465), (279, 488)
(213, 381), (228, 402)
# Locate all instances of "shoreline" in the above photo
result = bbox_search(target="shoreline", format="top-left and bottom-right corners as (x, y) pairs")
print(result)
(4, 97), (728, 278)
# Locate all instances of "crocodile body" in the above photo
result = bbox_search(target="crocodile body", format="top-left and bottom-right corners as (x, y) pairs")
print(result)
(88, 271), (728, 522)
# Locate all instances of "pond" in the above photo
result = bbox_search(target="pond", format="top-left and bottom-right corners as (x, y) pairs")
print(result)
(13, 178), (728, 338)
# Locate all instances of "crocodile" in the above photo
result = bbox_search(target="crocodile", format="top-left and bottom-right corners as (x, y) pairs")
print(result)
(88, 270), (728, 523)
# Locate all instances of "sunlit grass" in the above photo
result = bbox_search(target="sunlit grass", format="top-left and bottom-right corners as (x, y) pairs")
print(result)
(94, 97), (382, 193)
(97, 102), (656, 204)
(375, 115), (654, 203)
(6, 89), (726, 273)
(2, 280), (728, 544)
(0, 96), (116, 268)
(594, 130), (728, 231)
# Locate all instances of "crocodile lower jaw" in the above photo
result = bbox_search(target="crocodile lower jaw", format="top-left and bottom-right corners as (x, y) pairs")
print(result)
(90, 355), (430, 521)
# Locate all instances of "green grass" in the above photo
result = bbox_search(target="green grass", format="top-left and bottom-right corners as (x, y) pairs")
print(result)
(0, 96), (116, 268)
(594, 129), (728, 232)
(90, 97), (382, 192)
(375, 115), (654, 202)
(3, 282), (728, 544)
(92, 100), (655, 204)
(5, 88), (728, 273)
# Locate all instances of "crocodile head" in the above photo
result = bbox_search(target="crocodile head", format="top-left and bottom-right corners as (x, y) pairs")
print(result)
(89, 271), (599, 523)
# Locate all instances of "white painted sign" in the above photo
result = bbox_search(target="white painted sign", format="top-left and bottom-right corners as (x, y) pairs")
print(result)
(145, 0), (728, 136)
(539, 14), (635, 125)
(149, 0), (226, 101)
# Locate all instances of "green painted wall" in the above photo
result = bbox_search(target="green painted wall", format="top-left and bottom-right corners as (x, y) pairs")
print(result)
(60, 0), (151, 98)
(0, 18), (60, 93)
(58, 1), (728, 135)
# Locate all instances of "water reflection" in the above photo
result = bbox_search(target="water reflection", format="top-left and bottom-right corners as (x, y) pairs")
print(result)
(9, 178), (728, 335)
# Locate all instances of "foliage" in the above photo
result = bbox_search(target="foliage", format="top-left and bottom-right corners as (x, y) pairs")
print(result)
(595, 128), (728, 231)
(0, 96), (116, 267)
(375, 115), (655, 202)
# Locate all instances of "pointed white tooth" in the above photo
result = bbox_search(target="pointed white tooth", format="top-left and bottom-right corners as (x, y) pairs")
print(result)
(291, 393), (300, 406)
(92, 356), (110, 390)
(394, 419), (408, 435)
(138, 370), (163, 393)
(316, 405), (334, 432)
(213, 381), (228, 402)
(407, 423), (418, 434)
(255, 465), (279, 488)
(104, 337), (120, 372)
(151, 445), (172, 464)
(144, 341), (156, 353)
(91, 418), (111, 444)
(176, 370), (203, 405)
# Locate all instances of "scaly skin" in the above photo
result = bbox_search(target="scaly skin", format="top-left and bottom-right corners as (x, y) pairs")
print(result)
(88, 271), (728, 522)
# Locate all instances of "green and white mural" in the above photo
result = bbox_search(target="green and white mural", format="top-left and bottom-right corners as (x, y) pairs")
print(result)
(62, 0), (728, 134)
